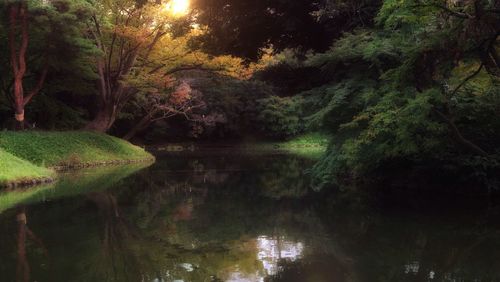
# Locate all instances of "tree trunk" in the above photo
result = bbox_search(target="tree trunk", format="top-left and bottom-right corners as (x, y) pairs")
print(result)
(123, 113), (153, 141)
(8, 1), (48, 131)
(13, 75), (25, 130)
(85, 103), (117, 132)
(9, 2), (29, 130)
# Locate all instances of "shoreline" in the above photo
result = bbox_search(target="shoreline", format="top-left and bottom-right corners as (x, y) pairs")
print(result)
(2, 157), (155, 189)
(147, 141), (327, 159)
(0, 131), (155, 189)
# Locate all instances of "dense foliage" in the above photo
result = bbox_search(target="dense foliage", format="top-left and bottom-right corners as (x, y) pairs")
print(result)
(192, 0), (381, 60)
(0, 0), (499, 190)
(191, 0), (500, 189)
(258, 0), (500, 189)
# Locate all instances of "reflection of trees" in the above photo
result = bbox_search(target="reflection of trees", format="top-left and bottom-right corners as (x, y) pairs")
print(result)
(265, 254), (354, 282)
(74, 167), (214, 282)
(396, 219), (500, 282)
(315, 198), (500, 282)
(0, 163), (151, 214)
(148, 159), (342, 280)
(85, 192), (144, 281)
(15, 154), (500, 282)
(91, 155), (320, 280)
(15, 207), (49, 282)
(16, 207), (29, 282)
(257, 156), (313, 199)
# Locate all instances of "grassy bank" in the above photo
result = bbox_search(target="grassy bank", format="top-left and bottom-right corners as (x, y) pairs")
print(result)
(150, 133), (329, 160)
(0, 149), (54, 187)
(0, 131), (154, 187)
(244, 133), (329, 159)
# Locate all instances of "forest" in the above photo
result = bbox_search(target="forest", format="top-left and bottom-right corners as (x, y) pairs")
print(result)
(0, 0), (499, 281)
(1, 0), (499, 190)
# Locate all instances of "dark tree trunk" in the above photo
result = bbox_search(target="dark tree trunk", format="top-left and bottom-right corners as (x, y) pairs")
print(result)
(85, 103), (117, 132)
(123, 113), (154, 141)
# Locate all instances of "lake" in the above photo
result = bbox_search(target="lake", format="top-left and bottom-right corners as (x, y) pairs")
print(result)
(1, 150), (500, 282)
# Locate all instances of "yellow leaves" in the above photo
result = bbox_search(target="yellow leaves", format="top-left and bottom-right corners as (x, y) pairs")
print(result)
(209, 55), (252, 79)
(149, 31), (258, 80)
(113, 25), (150, 44)
(98, 7), (266, 97)
(126, 71), (175, 93)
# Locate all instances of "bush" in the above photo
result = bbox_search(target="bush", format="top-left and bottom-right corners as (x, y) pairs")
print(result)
(256, 95), (305, 139)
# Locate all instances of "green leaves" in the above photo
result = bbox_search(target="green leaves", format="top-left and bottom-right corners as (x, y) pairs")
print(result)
(256, 95), (305, 139)
(291, 0), (500, 189)
(376, 0), (438, 29)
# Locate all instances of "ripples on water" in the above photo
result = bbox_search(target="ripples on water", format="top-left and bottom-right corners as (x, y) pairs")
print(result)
(1, 152), (500, 282)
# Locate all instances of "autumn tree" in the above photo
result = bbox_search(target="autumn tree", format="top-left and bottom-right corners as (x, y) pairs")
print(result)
(84, 0), (203, 132)
(123, 81), (206, 140)
(84, 0), (264, 133)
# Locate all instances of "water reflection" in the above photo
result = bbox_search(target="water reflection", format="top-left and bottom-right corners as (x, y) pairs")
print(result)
(16, 207), (30, 282)
(1, 154), (500, 281)
(0, 163), (151, 213)
(13, 207), (49, 282)
(256, 236), (304, 276)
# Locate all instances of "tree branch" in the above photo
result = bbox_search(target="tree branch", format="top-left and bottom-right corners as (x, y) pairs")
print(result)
(432, 108), (488, 156)
(449, 63), (483, 98)
(23, 65), (48, 106)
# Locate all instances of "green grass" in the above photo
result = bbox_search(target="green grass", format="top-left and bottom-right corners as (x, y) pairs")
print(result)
(280, 132), (329, 148)
(0, 131), (154, 187)
(0, 149), (54, 186)
(242, 133), (329, 159)
(0, 131), (154, 167)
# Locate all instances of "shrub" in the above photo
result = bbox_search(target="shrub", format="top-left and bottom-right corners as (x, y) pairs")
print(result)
(256, 95), (305, 139)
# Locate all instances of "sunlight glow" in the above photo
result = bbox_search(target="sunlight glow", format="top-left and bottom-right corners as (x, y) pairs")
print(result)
(165, 0), (190, 16)
(256, 236), (304, 276)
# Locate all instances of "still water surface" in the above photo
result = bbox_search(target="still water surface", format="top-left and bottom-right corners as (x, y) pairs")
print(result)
(1, 152), (500, 282)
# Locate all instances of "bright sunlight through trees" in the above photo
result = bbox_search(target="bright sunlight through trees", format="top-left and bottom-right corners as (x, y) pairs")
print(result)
(165, 0), (190, 16)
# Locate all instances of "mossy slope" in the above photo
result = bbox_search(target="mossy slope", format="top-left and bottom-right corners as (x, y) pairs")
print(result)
(0, 131), (154, 187)
(0, 149), (54, 186)
(0, 131), (153, 167)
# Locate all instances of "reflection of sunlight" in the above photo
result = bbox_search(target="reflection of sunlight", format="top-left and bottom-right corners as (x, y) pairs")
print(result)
(404, 261), (419, 274)
(179, 263), (194, 272)
(225, 235), (305, 282)
(257, 235), (304, 276)
(404, 261), (436, 280)
(227, 271), (263, 282)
